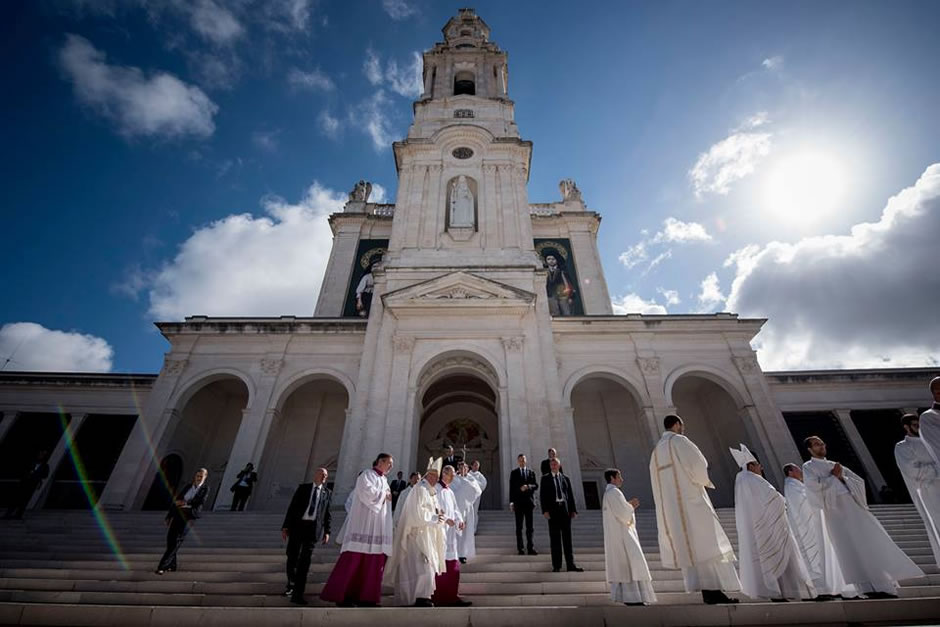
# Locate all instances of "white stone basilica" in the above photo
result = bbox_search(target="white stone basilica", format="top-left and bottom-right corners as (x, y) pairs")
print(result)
(0, 10), (934, 516)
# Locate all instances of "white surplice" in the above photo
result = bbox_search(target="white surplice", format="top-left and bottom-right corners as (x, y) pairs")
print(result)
(920, 407), (940, 467)
(895, 435), (940, 566)
(602, 484), (657, 604)
(384, 479), (446, 605)
(435, 482), (463, 560)
(784, 476), (853, 596)
(649, 431), (740, 592)
(393, 485), (414, 526)
(451, 474), (483, 560)
(468, 470), (487, 534)
(340, 468), (393, 555)
(734, 470), (814, 600)
(802, 457), (923, 594)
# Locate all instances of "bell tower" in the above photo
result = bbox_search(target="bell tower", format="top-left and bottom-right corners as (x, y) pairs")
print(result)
(385, 8), (537, 269)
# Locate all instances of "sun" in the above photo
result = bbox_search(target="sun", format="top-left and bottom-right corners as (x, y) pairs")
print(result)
(762, 150), (846, 225)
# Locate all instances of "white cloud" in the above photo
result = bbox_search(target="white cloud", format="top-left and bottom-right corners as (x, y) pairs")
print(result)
(59, 34), (218, 139)
(726, 163), (940, 370)
(353, 90), (396, 151)
(0, 322), (113, 373)
(611, 294), (668, 315)
(689, 128), (772, 198)
(252, 129), (280, 152)
(190, 0), (244, 45)
(318, 110), (341, 139)
(146, 181), (346, 320)
(697, 272), (725, 312)
(363, 48), (423, 98)
(652, 217), (712, 244)
(264, 0), (314, 31)
(645, 249), (672, 274)
(381, 0), (417, 20)
(618, 242), (647, 269)
(288, 67), (335, 91)
(657, 288), (681, 306)
(762, 55), (784, 71)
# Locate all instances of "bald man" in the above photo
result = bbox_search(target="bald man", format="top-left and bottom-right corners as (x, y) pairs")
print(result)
(282, 468), (333, 605)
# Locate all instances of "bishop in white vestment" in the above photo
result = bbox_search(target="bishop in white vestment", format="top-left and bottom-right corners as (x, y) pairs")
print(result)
(895, 414), (940, 566)
(468, 460), (488, 535)
(384, 459), (446, 606)
(782, 463), (853, 598)
(731, 446), (814, 601)
(320, 454), (394, 606)
(802, 436), (922, 598)
(452, 462), (483, 562)
(602, 469), (656, 605)
(649, 415), (740, 604)
(918, 377), (940, 467)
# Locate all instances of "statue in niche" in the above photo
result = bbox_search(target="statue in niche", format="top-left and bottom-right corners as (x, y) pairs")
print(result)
(559, 178), (582, 203)
(449, 175), (475, 227)
(349, 180), (372, 202)
(544, 252), (575, 316)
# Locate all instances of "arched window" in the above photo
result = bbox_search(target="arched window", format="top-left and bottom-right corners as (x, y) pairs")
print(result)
(454, 70), (475, 96)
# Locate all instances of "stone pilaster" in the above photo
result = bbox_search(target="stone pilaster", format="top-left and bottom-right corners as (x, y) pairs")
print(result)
(30, 413), (88, 510)
(833, 408), (888, 501)
(314, 217), (366, 317)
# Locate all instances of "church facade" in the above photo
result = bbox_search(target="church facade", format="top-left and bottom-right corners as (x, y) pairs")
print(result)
(0, 10), (935, 515)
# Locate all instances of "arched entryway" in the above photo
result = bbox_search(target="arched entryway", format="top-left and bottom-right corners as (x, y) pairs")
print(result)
(416, 372), (501, 509)
(256, 378), (350, 512)
(570, 376), (653, 509)
(152, 376), (249, 510)
(670, 373), (760, 507)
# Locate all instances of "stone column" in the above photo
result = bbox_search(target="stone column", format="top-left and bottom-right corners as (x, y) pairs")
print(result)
(30, 413), (88, 510)
(0, 410), (19, 446)
(314, 216), (365, 317)
(215, 362), (279, 510)
(833, 408), (888, 501)
(383, 335), (416, 465)
(636, 356), (671, 445)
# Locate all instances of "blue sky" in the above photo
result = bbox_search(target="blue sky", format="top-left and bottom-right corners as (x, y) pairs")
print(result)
(1, 0), (939, 374)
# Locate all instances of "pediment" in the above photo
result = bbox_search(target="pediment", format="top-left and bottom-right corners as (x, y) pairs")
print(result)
(382, 272), (535, 314)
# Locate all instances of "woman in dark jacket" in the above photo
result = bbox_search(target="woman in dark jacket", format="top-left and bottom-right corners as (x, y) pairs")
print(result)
(230, 462), (258, 511)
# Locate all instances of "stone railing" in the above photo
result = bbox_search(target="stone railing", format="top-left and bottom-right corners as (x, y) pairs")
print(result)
(371, 204), (395, 217)
(529, 203), (558, 216)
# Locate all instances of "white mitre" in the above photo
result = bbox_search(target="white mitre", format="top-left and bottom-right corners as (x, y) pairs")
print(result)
(729, 443), (757, 469)
(426, 456), (443, 475)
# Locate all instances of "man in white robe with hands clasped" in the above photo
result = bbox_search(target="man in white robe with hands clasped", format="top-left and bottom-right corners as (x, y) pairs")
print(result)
(602, 468), (656, 605)
(894, 413), (940, 567)
(649, 414), (740, 605)
(731, 445), (814, 602)
(802, 436), (922, 598)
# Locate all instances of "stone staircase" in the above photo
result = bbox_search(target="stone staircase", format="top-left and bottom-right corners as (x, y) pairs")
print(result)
(0, 504), (938, 625)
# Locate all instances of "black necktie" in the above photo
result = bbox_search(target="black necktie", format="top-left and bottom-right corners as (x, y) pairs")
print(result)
(555, 475), (563, 501)
(307, 486), (319, 518)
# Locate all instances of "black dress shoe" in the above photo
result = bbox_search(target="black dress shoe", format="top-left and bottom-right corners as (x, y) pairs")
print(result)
(552, 567), (560, 572)
(414, 598), (433, 607)
(702, 590), (739, 604)
(451, 598), (472, 607)
(864, 591), (898, 600)
(771, 598), (788, 602)
(354, 601), (379, 607)
(566, 566), (584, 572)
(459, 557), (467, 564)
(527, 549), (538, 555)
(290, 596), (308, 606)
(336, 601), (354, 607)
(624, 602), (647, 606)
(518, 549), (526, 555)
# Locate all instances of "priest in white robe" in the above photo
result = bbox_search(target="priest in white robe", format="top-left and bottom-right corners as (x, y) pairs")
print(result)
(452, 462), (483, 563)
(384, 459), (446, 606)
(431, 464), (471, 606)
(393, 472), (420, 526)
(895, 413), (940, 567)
(320, 454), (394, 607)
(602, 468), (656, 605)
(802, 436), (923, 598)
(468, 460), (488, 535)
(649, 414), (741, 605)
(731, 445), (814, 601)
(782, 463), (853, 599)
(918, 376), (940, 467)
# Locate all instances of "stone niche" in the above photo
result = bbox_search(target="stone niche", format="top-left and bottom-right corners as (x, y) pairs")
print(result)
(445, 174), (478, 241)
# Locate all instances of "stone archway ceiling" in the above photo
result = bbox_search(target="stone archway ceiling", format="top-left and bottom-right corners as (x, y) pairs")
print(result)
(423, 393), (494, 420)
(422, 374), (496, 408)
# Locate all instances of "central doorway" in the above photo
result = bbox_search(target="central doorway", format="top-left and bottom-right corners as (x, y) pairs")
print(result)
(416, 373), (501, 509)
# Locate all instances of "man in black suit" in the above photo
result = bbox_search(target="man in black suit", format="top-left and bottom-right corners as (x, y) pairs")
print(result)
(442, 445), (460, 469)
(282, 467), (332, 605)
(509, 453), (538, 555)
(540, 457), (582, 572)
(156, 468), (209, 575)
(4, 449), (50, 519)
(389, 471), (408, 511)
(540, 448), (563, 476)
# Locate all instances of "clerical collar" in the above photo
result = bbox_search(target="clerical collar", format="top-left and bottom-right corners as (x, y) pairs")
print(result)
(933, 402), (940, 410)
(373, 466), (384, 477)
(439, 481), (450, 490)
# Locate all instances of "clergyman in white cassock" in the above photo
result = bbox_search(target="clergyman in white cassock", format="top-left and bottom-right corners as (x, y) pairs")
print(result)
(649, 415), (740, 605)
(468, 460), (487, 535)
(602, 469), (656, 605)
(783, 464), (853, 598)
(918, 377), (940, 467)
(384, 459), (446, 607)
(432, 465), (470, 606)
(895, 414), (940, 566)
(393, 473), (420, 526)
(730, 445), (814, 601)
(452, 462), (483, 562)
(802, 436), (922, 598)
